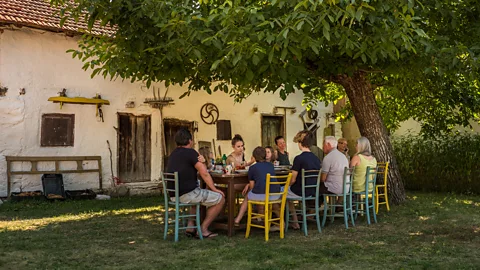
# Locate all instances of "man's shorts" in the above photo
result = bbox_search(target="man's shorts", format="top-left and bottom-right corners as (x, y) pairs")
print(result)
(281, 186), (303, 199)
(247, 191), (281, 201)
(171, 187), (222, 207)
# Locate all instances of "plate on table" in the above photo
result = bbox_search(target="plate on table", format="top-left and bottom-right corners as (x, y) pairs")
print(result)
(235, 169), (248, 174)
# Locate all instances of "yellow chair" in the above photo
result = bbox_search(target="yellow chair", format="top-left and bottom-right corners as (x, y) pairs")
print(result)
(375, 162), (390, 213)
(245, 173), (292, 241)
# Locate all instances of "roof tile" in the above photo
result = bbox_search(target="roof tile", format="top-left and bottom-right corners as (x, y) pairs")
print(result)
(0, 0), (115, 36)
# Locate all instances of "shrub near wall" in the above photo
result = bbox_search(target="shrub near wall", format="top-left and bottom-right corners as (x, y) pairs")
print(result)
(393, 134), (480, 194)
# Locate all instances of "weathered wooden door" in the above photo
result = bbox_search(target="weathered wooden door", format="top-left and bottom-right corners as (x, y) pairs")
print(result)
(118, 113), (151, 182)
(163, 119), (194, 170)
(261, 115), (284, 147)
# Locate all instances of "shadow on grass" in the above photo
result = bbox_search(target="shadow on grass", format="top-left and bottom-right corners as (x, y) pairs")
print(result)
(0, 192), (479, 269)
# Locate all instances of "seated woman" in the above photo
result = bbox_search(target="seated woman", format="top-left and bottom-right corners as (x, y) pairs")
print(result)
(265, 146), (276, 164)
(234, 147), (279, 225)
(350, 136), (377, 193)
(198, 146), (214, 171)
(285, 130), (321, 229)
(226, 134), (254, 168)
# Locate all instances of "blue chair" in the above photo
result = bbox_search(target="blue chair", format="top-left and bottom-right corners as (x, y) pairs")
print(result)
(162, 172), (203, 242)
(285, 169), (322, 236)
(322, 167), (355, 229)
(353, 166), (378, 224)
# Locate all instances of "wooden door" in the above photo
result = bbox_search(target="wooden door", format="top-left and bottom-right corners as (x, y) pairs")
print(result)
(261, 115), (284, 147)
(163, 119), (194, 169)
(118, 113), (151, 182)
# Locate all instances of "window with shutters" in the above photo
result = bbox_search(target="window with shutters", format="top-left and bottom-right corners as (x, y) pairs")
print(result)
(216, 120), (232, 140)
(41, 114), (75, 147)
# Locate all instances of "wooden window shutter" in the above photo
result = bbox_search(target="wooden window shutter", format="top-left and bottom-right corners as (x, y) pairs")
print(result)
(41, 114), (75, 147)
(216, 120), (232, 140)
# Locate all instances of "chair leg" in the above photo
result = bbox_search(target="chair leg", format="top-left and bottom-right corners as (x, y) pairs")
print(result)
(343, 198), (348, 229)
(365, 196), (371, 225)
(375, 187), (380, 214)
(285, 202), (289, 233)
(264, 204), (270, 241)
(330, 200), (336, 224)
(384, 188), (391, 211)
(349, 195), (355, 227)
(372, 194), (378, 223)
(315, 198), (321, 233)
(195, 205), (203, 240)
(174, 207), (180, 242)
(280, 203), (286, 239)
(322, 196), (328, 227)
(164, 208), (169, 240)
(245, 202), (252, 238)
(301, 200), (308, 236)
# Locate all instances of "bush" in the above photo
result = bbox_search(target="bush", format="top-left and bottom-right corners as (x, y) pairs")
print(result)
(392, 134), (480, 194)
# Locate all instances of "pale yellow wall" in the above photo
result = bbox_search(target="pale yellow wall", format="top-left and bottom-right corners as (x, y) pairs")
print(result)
(0, 27), (336, 196)
(161, 85), (334, 161)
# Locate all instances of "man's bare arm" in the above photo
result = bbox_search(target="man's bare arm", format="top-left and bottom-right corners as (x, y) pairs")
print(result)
(290, 170), (298, 185)
(321, 172), (327, 182)
(195, 162), (225, 197)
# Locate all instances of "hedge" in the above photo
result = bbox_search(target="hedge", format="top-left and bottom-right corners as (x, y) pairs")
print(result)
(392, 134), (480, 194)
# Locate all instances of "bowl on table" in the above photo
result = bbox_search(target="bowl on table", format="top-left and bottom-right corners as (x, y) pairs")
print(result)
(235, 169), (248, 174)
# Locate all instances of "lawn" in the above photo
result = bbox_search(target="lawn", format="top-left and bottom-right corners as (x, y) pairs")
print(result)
(0, 192), (479, 270)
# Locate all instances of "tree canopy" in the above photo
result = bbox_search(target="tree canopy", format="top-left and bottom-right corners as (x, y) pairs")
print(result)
(51, 0), (480, 203)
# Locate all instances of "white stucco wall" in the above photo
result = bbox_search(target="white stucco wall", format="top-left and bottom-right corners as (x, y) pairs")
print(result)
(0, 27), (335, 197)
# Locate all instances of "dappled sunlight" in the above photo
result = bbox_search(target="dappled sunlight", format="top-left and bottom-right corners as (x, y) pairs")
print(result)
(474, 226), (479, 233)
(454, 199), (480, 207)
(1, 206), (164, 232)
(418, 216), (430, 221)
(409, 232), (424, 236)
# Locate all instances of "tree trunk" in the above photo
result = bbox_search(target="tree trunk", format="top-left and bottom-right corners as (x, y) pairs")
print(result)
(335, 71), (406, 204)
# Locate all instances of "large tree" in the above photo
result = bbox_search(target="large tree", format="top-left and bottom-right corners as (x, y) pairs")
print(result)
(51, 0), (480, 204)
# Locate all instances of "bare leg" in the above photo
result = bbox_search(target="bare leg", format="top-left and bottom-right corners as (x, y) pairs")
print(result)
(288, 201), (300, 229)
(234, 198), (248, 224)
(272, 203), (280, 217)
(186, 206), (196, 233)
(201, 197), (225, 235)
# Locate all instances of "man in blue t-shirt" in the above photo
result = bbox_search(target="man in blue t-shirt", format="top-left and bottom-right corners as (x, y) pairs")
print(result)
(166, 129), (225, 238)
(285, 130), (321, 229)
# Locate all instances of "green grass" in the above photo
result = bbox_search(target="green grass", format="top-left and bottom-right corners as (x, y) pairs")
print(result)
(1, 192), (479, 270)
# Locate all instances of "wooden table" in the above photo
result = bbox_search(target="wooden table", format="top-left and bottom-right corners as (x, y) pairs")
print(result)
(201, 172), (249, 237)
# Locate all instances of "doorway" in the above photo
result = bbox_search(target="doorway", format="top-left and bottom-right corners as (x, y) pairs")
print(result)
(163, 118), (194, 169)
(118, 113), (152, 183)
(261, 115), (284, 147)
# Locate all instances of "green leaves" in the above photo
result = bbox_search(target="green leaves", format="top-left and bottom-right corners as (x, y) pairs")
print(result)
(50, 0), (480, 136)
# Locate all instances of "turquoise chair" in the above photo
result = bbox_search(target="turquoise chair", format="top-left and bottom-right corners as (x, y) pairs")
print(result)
(162, 172), (203, 242)
(285, 169), (322, 236)
(322, 167), (355, 229)
(353, 166), (378, 224)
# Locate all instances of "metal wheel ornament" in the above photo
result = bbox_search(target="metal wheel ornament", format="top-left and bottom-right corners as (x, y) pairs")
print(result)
(308, 109), (318, 120)
(200, 103), (219, 124)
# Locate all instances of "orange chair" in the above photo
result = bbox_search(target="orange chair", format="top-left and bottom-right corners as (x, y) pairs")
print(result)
(375, 162), (390, 213)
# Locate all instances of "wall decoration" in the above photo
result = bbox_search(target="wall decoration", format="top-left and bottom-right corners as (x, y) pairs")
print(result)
(200, 103), (219, 124)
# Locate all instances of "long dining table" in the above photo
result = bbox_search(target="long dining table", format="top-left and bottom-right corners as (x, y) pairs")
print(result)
(200, 169), (291, 237)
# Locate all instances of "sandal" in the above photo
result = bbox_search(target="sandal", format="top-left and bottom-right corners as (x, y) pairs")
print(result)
(196, 232), (218, 239)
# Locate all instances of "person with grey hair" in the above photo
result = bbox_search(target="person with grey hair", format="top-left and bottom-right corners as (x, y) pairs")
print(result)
(320, 136), (349, 202)
(350, 136), (377, 193)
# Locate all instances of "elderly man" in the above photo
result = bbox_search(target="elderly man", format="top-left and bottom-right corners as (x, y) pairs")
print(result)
(320, 136), (349, 201)
(166, 129), (225, 238)
(274, 135), (291, 166)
